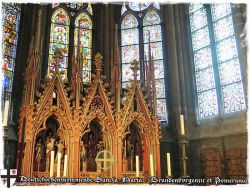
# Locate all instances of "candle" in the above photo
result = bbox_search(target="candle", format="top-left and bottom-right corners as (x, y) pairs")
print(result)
(50, 151), (55, 177)
(150, 154), (154, 176)
(167, 153), (171, 177)
(3, 101), (9, 127)
(57, 152), (62, 177)
(136, 155), (139, 177)
(63, 155), (68, 177)
(180, 115), (185, 135)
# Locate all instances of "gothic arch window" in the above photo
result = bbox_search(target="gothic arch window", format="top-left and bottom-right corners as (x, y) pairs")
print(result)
(74, 12), (92, 83)
(48, 3), (93, 82)
(121, 3), (168, 122)
(48, 8), (70, 79)
(189, 4), (246, 120)
(2, 3), (21, 106)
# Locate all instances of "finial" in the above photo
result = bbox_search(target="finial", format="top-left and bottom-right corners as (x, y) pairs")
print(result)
(130, 59), (139, 81)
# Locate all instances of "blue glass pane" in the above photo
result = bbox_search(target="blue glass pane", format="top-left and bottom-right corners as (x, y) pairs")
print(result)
(156, 99), (168, 121)
(216, 36), (238, 62)
(195, 67), (216, 92)
(211, 4), (231, 21)
(193, 47), (213, 71)
(191, 27), (210, 51)
(198, 90), (218, 118)
(222, 83), (246, 113)
(190, 8), (207, 31)
(219, 58), (242, 85)
(213, 16), (234, 41)
(155, 79), (166, 98)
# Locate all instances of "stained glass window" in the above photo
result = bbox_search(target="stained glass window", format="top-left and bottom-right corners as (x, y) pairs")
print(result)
(74, 12), (92, 83)
(2, 3), (21, 107)
(143, 10), (167, 121)
(48, 8), (69, 79)
(189, 4), (246, 120)
(121, 5), (168, 122)
(121, 13), (139, 87)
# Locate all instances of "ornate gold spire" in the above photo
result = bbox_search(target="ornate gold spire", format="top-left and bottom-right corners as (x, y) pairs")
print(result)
(111, 24), (121, 111)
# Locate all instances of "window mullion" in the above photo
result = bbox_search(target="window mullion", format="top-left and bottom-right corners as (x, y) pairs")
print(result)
(138, 23), (144, 85)
(206, 4), (223, 117)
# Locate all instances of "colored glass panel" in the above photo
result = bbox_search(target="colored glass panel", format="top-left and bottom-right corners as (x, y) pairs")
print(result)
(213, 16), (234, 41)
(156, 99), (168, 121)
(219, 59), (242, 85)
(143, 10), (161, 26)
(190, 8), (207, 31)
(144, 42), (163, 60)
(195, 67), (216, 92)
(74, 12), (92, 83)
(48, 8), (69, 79)
(193, 47), (213, 71)
(216, 36), (238, 62)
(121, 29), (139, 46)
(143, 25), (162, 42)
(198, 90), (218, 118)
(2, 4), (21, 105)
(222, 83), (246, 113)
(121, 14), (138, 29)
(211, 4), (231, 21)
(121, 45), (140, 64)
(191, 27), (210, 51)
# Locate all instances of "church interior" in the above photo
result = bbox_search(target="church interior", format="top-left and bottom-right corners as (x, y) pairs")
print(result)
(1, 2), (248, 184)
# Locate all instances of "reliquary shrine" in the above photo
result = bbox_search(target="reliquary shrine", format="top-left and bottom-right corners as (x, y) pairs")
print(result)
(16, 27), (161, 179)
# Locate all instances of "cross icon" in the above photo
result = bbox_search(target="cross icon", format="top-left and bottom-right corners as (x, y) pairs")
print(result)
(95, 150), (114, 170)
(1, 169), (18, 188)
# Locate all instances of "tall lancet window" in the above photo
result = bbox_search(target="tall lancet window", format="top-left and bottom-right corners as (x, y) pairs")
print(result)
(2, 4), (21, 108)
(74, 12), (92, 83)
(48, 3), (93, 82)
(48, 8), (69, 79)
(189, 4), (246, 120)
(121, 3), (168, 122)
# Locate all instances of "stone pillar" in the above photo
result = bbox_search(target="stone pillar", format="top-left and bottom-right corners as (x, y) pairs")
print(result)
(163, 4), (182, 177)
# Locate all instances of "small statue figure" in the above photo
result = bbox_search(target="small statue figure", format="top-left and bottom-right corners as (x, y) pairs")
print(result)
(80, 141), (87, 171)
(55, 139), (65, 162)
(127, 140), (134, 171)
(35, 138), (44, 163)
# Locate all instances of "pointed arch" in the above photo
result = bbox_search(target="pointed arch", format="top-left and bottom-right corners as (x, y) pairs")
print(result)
(48, 8), (70, 79)
(74, 12), (93, 83)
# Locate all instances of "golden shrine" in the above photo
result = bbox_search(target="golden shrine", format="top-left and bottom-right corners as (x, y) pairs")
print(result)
(16, 25), (161, 179)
